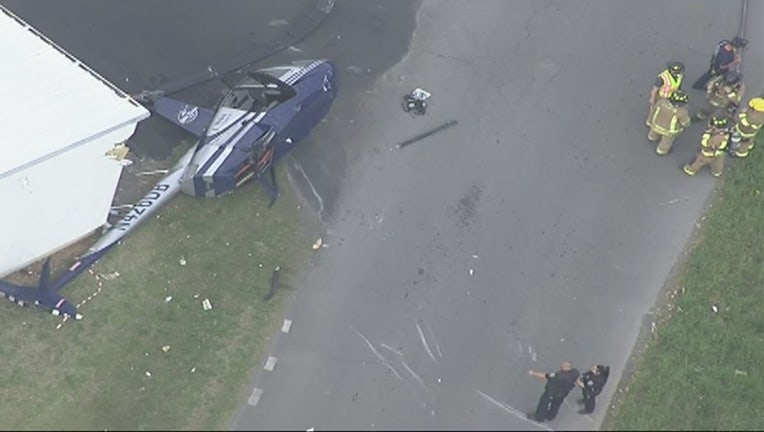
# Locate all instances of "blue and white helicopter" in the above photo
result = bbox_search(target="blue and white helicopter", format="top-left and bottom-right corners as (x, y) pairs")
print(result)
(0, 59), (337, 319)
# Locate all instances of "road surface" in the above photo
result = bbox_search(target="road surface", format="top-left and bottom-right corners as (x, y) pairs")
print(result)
(233, 0), (763, 430)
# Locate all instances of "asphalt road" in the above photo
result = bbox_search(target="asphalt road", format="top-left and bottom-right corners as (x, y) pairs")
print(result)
(233, 1), (763, 430)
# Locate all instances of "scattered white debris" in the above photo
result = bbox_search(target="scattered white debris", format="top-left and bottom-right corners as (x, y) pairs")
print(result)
(258, 263), (264, 268)
(288, 45), (303, 52)
(161, 345), (170, 353)
(312, 238), (323, 250)
(202, 298), (212, 311)
(711, 304), (719, 313)
(145, 371), (152, 377)
(472, 254), (479, 259)
(560, 338), (565, 342)
(225, 242), (230, 247)
(179, 257), (187, 266)
(437, 377), (442, 383)
(190, 367), (196, 373)
(193, 293), (200, 299)
(164, 296), (173, 303)
(469, 269), (474, 276)
(282, 319), (293, 333)
(101, 271), (120, 280)
(734, 369), (748, 376)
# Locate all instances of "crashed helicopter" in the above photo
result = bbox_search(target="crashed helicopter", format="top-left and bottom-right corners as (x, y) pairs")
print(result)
(0, 59), (337, 319)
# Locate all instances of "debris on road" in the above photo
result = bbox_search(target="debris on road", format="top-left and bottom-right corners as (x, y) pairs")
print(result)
(395, 120), (458, 150)
(469, 269), (474, 276)
(312, 238), (323, 250)
(402, 88), (431, 116)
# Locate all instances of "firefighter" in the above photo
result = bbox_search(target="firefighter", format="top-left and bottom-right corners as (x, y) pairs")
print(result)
(692, 36), (748, 90)
(683, 115), (729, 177)
(646, 89), (691, 155)
(696, 70), (745, 121)
(648, 61), (684, 125)
(731, 97), (764, 158)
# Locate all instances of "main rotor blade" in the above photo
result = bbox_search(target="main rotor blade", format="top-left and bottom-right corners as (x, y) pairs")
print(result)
(150, 0), (334, 97)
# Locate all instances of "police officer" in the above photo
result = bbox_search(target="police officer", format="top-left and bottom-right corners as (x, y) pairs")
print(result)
(683, 114), (729, 177)
(646, 89), (692, 155)
(730, 97), (764, 158)
(576, 364), (610, 414)
(648, 61), (684, 126)
(692, 36), (748, 90)
(696, 70), (745, 121)
(527, 361), (580, 422)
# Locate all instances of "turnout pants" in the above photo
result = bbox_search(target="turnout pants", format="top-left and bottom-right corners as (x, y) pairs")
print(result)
(647, 129), (678, 155)
(685, 152), (724, 177)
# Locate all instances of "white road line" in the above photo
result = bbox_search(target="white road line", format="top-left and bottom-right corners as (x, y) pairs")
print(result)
(416, 321), (437, 364)
(282, 319), (293, 333)
(264, 356), (278, 371)
(248, 387), (264, 406)
(475, 389), (554, 431)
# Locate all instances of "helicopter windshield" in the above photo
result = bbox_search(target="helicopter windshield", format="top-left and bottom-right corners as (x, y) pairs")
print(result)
(221, 72), (296, 113)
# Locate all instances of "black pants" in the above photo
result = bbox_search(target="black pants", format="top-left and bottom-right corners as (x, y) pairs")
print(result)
(534, 390), (565, 421)
(693, 68), (719, 90)
(581, 390), (596, 414)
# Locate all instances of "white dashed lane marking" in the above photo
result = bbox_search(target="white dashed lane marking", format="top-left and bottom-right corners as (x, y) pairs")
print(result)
(282, 319), (293, 333)
(264, 356), (278, 371)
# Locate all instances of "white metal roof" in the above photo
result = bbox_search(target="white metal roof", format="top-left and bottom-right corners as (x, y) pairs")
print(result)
(0, 5), (150, 179)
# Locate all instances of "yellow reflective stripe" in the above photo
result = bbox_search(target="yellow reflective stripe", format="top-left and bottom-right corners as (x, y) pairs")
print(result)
(669, 116), (678, 133)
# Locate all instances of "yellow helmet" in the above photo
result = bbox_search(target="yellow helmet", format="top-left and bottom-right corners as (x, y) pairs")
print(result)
(749, 97), (764, 112)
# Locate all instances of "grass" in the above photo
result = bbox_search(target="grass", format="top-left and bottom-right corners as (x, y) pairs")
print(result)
(607, 134), (764, 430)
(0, 156), (314, 430)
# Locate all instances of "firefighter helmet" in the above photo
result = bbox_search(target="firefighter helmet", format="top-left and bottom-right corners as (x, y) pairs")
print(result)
(749, 97), (764, 112)
(710, 115), (729, 129)
(667, 61), (685, 76)
(670, 90), (688, 104)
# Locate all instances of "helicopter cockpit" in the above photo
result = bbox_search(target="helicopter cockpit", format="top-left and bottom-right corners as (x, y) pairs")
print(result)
(222, 71), (297, 113)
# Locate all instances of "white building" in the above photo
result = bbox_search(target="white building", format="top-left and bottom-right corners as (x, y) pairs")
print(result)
(0, 5), (150, 277)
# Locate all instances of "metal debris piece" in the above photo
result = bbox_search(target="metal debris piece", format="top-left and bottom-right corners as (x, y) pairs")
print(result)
(202, 298), (212, 311)
(395, 120), (458, 150)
